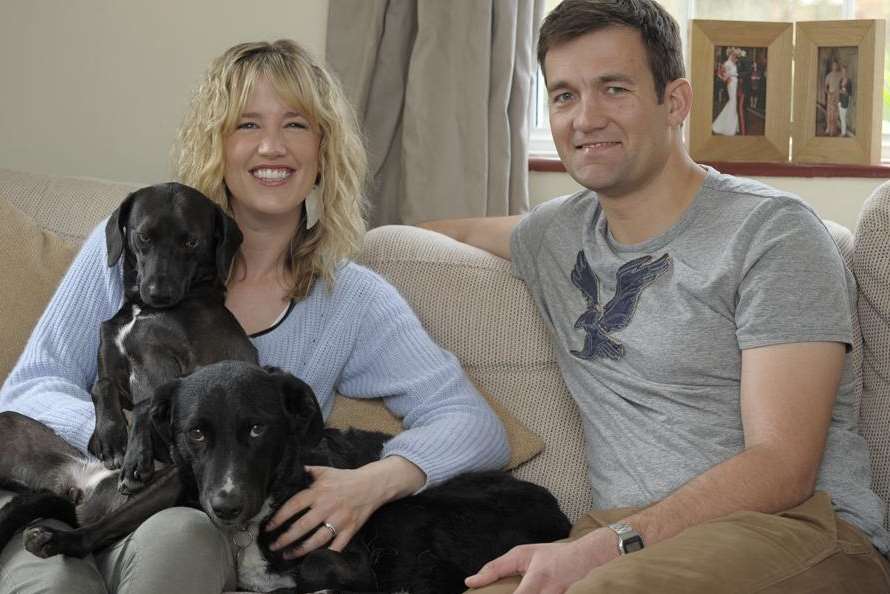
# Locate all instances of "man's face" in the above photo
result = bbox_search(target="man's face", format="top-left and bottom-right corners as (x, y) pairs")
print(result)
(545, 27), (673, 198)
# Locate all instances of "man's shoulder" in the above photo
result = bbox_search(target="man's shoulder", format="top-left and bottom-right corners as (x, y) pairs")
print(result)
(526, 189), (596, 226)
(701, 168), (817, 220)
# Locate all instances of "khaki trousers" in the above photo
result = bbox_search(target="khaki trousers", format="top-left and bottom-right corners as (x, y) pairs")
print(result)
(469, 492), (890, 594)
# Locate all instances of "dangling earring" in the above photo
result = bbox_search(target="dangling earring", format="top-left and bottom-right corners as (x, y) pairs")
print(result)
(304, 179), (324, 229)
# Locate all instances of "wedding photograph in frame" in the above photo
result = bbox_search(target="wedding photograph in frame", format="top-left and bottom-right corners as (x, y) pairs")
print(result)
(792, 20), (886, 165)
(689, 20), (793, 162)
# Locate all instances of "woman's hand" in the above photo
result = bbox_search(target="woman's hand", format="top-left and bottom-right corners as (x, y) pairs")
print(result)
(265, 455), (425, 559)
(464, 528), (620, 594)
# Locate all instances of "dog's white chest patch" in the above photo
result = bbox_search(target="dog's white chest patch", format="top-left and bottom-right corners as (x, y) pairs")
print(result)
(225, 500), (297, 592)
(114, 305), (141, 356)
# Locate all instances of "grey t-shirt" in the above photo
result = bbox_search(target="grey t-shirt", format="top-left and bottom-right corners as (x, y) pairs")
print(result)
(511, 167), (889, 553)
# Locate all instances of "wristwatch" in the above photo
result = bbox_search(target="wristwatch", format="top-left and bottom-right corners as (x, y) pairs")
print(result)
(608, 521), (645, 555)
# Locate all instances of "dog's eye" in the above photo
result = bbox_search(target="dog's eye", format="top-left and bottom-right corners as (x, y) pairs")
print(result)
(185, 238), (200, 249)
(188, 428), (205, 442)
(136, 232), (150, 244)
(249, 424), (266, 438)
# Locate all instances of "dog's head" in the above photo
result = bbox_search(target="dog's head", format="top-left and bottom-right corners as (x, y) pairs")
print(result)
(106, 182), (241, 308)
(150, 361), (323, 528)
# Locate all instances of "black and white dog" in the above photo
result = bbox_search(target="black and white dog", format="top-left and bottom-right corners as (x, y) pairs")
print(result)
(6, 361), (571, 594)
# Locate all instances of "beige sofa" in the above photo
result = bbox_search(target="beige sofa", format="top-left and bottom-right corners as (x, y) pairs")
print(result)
(1, 165), (889, 537)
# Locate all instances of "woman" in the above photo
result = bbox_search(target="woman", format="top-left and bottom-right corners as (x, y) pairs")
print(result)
(0, 39), (509, 593)
(824, 59), (843, 136)
(711, 48), (740, 136)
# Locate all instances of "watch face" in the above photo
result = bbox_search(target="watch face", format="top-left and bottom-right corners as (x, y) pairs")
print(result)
(623, 535), (644, 553)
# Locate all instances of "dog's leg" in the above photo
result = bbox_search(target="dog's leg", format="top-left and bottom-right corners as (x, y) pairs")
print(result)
(89, 316), (133, 469)
(23, 466), (182, 559)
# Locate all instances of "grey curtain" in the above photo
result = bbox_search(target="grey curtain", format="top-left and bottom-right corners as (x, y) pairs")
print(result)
(326, 0), (543, 227)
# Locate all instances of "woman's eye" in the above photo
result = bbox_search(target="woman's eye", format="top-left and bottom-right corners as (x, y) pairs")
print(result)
(188, 428), (205, 442)
(285, 121), (308, 129)
(249, 424), (266, 438)
(236, 122), (258, 130)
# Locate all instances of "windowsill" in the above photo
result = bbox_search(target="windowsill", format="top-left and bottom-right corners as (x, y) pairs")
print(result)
(529, 157), (890, 178)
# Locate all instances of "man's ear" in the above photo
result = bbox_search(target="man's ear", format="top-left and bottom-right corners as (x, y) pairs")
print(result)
(150, 379), (180, 445)
(214, 206), (243, 283)
(664, 78), (693, 128)
(105, 191), (138, 267)
(264, 366), (324, 447)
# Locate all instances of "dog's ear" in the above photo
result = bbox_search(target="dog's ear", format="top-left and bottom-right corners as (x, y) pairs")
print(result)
(214, 207), (243, 283)
(105, 192), (137, 267)
(264, 366), (324, 447)
(150, 378), (180, 445)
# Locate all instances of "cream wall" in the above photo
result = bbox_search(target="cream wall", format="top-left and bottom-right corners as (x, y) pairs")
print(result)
(0, 0), (329, 184)
(530, 171), (884, 232)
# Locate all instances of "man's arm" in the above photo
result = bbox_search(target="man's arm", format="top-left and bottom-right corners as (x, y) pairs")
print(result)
(416, 216), (522, 261)
(467, 340), (843, 594)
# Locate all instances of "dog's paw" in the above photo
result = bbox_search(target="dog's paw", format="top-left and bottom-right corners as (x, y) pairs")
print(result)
(88, 422), (128, 469)
(23, 526), (61, 558)
(118, 449), (154, 495)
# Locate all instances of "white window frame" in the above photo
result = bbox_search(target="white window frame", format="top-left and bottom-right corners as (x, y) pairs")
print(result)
(529, 0), (890, 164)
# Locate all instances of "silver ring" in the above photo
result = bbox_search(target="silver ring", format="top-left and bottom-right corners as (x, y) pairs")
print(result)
(322, 521), (337, 540)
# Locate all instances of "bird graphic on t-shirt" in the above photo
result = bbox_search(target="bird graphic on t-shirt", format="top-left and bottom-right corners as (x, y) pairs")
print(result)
(570, 250), (672, 360)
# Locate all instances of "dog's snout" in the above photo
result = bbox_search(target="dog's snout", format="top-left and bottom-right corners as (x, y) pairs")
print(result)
(143, 281), (178, 308)
(210, 491), (243, 522)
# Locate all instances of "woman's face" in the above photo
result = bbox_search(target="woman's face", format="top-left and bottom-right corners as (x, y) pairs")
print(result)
(223, 76), (321, 225)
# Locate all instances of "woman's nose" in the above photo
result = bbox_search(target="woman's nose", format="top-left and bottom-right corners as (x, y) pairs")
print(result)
(258, 128), (286, 157)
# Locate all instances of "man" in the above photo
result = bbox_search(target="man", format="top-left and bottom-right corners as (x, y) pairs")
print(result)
(421, 1), (890, 592)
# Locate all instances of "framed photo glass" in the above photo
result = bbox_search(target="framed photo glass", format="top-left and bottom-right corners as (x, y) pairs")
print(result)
(689, 20), (793, 162)
(792, 20), (886, 165)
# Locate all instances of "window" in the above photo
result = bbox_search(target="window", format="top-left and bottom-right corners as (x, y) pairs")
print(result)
(530, 0), (890, 163)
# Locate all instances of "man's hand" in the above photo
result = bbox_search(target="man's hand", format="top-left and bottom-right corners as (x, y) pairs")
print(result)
(465, 527), (619, 594)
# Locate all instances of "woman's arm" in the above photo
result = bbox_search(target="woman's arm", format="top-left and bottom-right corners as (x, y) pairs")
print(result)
(264, 271), (510, 557)
(0, 223), (122, 452)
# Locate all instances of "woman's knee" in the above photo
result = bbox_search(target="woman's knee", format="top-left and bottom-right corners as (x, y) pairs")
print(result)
(99, 506), (235, 594)
(0, 519), (106, 594)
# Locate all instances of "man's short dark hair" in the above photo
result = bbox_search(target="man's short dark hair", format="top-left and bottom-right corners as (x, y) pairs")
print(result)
(538, 0), (685, 103)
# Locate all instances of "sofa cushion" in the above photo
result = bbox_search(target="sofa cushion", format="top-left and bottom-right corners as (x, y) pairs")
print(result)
(328, 381), (545, 471)
(0, 194), (76, 381)
(360, 225), (592, 522)
(854, 180), (890, 530)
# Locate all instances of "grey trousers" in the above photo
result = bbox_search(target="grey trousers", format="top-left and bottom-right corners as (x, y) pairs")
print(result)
(0, 491), (237, 594)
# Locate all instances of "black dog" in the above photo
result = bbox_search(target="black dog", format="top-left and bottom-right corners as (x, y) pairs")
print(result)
(87, 183), (257, 493)
(13, 361), (571, 594)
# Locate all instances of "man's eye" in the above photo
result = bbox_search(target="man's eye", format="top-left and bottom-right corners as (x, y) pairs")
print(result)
(188, 428), (205, 442)
(552, 92), (573, 104)
(606, 86), (629, 95)
(249, 424), (266, 438)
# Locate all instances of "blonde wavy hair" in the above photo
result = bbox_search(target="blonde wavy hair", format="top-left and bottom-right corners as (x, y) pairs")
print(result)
(174, 39), (368, 299)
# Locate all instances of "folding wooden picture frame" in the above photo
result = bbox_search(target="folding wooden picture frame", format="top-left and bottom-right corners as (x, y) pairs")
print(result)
(688, 20), (793, 162)
(792, 20), (886, 165)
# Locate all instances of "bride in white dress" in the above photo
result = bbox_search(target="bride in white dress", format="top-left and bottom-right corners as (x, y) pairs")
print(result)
(712, 49), (742, 136)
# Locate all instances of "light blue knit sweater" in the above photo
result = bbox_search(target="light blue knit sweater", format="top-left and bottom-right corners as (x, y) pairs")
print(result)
(0, 223), (510, 487)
